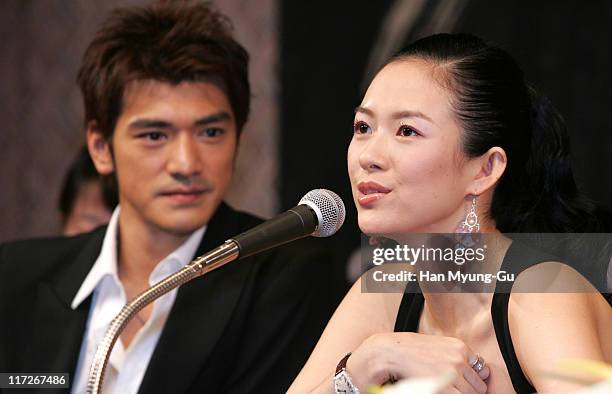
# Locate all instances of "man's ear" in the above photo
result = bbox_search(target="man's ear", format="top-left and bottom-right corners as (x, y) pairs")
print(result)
(469, 146), (507, 195)
(86, 121), (114, 175)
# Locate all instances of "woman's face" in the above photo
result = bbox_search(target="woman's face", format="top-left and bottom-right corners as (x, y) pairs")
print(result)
(348, 59), (475, 236)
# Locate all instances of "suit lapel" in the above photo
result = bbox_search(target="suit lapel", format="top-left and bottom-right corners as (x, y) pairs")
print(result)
(139, 203), (257, 393)
(25, 229), (104, 377)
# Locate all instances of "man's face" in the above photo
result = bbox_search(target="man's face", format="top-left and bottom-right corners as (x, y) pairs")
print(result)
(90, 80), (237, 236)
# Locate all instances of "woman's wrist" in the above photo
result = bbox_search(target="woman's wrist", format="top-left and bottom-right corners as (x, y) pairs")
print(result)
(333, 352), (361, 393)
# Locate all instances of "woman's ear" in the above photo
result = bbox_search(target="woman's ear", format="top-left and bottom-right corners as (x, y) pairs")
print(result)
(86, 121), (114, 175)
(469, 147), (507, 195)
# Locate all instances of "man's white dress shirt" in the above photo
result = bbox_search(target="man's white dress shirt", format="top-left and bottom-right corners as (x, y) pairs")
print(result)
(70, 208), (205, 394)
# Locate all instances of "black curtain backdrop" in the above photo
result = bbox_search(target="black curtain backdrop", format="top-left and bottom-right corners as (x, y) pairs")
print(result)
(281, 0), (612, 286)
(281, 1), (391, 290)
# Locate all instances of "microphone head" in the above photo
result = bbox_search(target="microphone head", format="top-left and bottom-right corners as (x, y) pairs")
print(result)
(299, 189), (345, 237)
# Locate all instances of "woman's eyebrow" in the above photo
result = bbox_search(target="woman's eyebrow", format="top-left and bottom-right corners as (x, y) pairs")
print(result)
(391, 110), (434, 124)
(355, 106), (434, 124)
(354, 106), (373, 116)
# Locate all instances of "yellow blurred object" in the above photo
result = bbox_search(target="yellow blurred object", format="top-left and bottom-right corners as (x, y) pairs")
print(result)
(555, 359), (612, 380)
(536, 358), (612, 392)
(366, 371), (456, 394)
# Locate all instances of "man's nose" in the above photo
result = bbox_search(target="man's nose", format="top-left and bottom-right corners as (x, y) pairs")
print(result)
(166, 133), (203, 178)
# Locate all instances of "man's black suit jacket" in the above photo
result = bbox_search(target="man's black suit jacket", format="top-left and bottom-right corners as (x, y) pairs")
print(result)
(0, 202), (336, 393)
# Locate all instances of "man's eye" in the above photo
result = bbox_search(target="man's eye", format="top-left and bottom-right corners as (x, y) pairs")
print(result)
(353, 121), (371, 135)
(141, 132), (166, 141)
(398, 125), (419, 137)
(200, 128), (224, 137)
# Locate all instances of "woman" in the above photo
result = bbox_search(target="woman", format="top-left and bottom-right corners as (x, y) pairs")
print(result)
(288, 34), (611, 393)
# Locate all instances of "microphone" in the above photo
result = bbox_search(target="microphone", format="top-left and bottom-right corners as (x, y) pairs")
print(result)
(232, 188), (346, 258)
(87, 189), (345, 394)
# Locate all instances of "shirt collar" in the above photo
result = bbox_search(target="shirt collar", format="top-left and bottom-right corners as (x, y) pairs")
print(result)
(71, 206), (206, 309)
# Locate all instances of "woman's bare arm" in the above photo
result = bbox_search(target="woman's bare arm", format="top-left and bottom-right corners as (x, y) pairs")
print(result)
(288, 277), (402, 393)
(509, 262), (612, 393)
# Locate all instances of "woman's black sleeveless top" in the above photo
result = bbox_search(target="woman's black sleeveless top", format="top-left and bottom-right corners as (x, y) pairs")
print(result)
(394, 241), (560, 393)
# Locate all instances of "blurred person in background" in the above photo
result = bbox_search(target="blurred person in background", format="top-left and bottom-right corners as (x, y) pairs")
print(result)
(59, 145), (117, 236)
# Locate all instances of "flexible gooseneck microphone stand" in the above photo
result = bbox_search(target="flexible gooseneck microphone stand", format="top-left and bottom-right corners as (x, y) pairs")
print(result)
(85, 240), (239, 394)
(85, 189), (346, 394)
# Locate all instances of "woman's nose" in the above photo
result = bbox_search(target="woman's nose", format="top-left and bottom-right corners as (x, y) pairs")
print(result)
(358, 133), (388, 172)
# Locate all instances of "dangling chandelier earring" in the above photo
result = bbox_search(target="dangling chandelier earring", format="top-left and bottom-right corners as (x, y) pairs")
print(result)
(454, 195), (481, 265)
(458, 196), (480, 233)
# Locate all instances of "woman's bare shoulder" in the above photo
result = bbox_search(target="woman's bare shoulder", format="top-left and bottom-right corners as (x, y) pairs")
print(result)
(506, 261), (611, 392)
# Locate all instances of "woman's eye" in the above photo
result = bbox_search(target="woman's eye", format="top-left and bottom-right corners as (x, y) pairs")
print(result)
(353, 121), (371, 135)
(200, 128), (224, 138)
(398, 125), (419, 137)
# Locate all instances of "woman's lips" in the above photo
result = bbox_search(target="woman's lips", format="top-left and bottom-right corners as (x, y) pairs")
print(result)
(358, 193), (388, 206)
(357, 181), (391, 207)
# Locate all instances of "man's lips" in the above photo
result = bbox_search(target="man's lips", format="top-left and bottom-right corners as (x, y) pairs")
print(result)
(357, 181), (391, 206)
(159, 188), (210, 203)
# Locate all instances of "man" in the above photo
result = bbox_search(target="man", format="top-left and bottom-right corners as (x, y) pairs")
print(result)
(0, 2), (334, 393)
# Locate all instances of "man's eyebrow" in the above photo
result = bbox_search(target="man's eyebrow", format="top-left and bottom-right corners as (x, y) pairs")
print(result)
(127, 112), (232, 130)
(194, 111), (232, 126)
(354, 106), (434, 123)
(128, 119), (172, 129)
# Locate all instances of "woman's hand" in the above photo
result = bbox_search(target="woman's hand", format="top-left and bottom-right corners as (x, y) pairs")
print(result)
(346, 332), (490, 394)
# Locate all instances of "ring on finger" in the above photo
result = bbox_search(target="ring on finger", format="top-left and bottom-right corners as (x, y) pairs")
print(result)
(470, 354), (486, 373)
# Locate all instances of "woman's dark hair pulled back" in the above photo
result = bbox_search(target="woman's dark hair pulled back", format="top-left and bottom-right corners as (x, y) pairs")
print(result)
(392, 33), (596, 233)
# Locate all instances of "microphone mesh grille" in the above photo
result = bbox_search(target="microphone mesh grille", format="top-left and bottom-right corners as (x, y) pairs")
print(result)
(299, 189), (345, 237)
